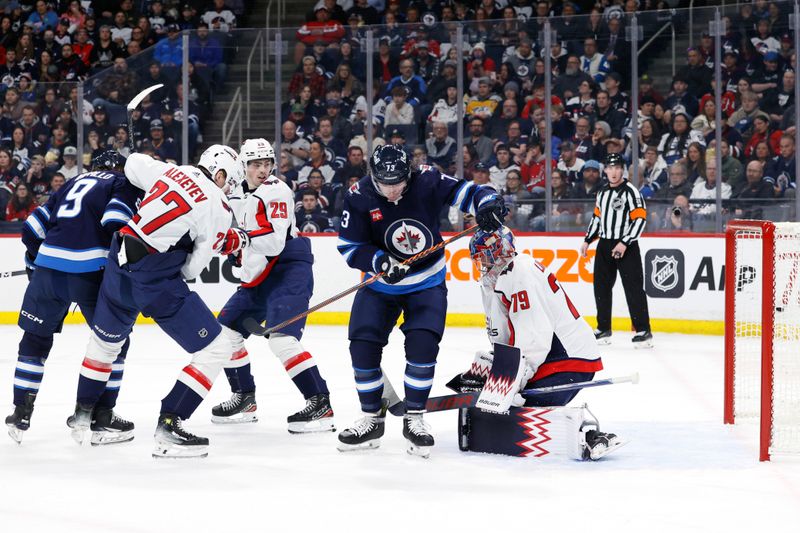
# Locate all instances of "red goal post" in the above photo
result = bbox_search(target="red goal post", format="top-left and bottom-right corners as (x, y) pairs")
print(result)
(724, 220), (800, 461)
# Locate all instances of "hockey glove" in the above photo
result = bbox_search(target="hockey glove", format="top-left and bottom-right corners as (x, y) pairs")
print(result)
(475, 196), (508, 232)
(220, 228), (250, 256)
(376, 254), (410, 284)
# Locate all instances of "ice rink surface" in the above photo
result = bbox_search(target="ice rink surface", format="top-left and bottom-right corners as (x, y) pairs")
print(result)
(1, 324), (798, 533)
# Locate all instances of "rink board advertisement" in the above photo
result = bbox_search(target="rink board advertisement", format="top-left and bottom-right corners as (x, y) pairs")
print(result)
(0, 233), (725, 334)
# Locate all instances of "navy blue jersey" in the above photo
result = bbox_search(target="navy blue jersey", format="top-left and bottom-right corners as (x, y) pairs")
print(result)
(22, 171), (142, 273)
(338, 168), (497, 294)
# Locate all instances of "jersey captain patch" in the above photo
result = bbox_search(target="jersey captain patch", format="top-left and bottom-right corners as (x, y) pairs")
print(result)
(384, 218), (433, 259)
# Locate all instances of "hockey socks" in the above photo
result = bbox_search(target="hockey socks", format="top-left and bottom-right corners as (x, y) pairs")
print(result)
(223, 348), (256, 393)
(161, 364), (213, 420)
(270, 335), (329, 399)
(77, 357), (113, 406)
(97, 356), (126, 409)
(13, 356), (44, 406)
(353, 367), (384, 413)
(404, 361), (436, 410)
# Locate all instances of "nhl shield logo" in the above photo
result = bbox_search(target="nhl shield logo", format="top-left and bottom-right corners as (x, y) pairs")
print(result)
(611, 196), (625, 211)
(644, 249), (684, 298)
(384, 218), (433, 259)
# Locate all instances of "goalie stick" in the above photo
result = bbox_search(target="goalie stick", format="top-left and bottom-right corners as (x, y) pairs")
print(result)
(242, 225), (477, 337)
(127, 84), (164, 152)
(386, 373), (640, 416)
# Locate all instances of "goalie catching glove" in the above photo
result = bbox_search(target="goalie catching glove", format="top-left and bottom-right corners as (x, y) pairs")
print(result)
(220, 227), (250, 256)
(375, 253), (409, 284)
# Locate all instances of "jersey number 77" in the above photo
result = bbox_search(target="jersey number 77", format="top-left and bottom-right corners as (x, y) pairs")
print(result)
(132, 180), (193, 235)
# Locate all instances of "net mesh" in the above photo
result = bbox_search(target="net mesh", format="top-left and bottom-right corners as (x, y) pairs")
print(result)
(732, 223), (800, 455)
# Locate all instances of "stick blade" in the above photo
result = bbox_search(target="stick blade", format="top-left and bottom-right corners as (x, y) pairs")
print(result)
(127, 84), (164, 111)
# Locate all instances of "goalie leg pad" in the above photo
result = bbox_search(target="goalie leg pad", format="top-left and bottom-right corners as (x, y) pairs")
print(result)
(458, 404), (593, 460)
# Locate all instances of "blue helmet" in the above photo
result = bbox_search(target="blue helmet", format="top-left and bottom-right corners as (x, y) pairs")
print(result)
(370, 144), (410, 186)
(91, 150), (126, 171)
(469, 227), (516, 285)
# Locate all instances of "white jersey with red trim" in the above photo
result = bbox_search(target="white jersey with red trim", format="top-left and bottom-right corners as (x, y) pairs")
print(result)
(236, 175), (298, 285)
(481, 253), (601, 379)
(124, 153), (233, 280)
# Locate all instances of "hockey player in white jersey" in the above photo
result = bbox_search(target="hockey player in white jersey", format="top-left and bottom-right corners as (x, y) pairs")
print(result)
(69, 145), (250, 458)
(450, 227), (625, 460)
(211, 138), (334, 432)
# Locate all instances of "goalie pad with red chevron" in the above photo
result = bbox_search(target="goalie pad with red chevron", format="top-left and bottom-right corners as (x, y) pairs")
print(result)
(474, 343), (531, 414)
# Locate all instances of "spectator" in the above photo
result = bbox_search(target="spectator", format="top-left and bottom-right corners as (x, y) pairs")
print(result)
(202, 0), (237, 33)
(278, 151), (299, 186)
(425, 121), (456, 173)
(323, 94), (352, 145)
(553, 55), (594, 101)
(296, 168), (336, 210)
(658, 111), (705, 165)
(6, 181), (36, 221)
(471, 162), (492, 188)
(568, 159), (603, 224)
(466, 77), (501, 122)
(675, 47), (713, 99)
(664, 194), (693, 231)
(90, 25), (124, 73)
(177, 3), (200, 31)
(490, 6), (522, 51)
(87, 105), (114, 146)
(654, 162), (694, 202)
(27, 0), (58, 35)
(347, 0), (380, 26)
(751, 51), (782, 94)
(111, 11), (133, 46)
(348, 118), (385, 155)
(57, 43), (87, 81)
(289, 56), (327, 100)
(764, 134), (796, 197)
(334, 145), (367, 185)
(298, 140), (336, 184)
(19, 105), (50, 155)
(708, 139), (745, 193)
(316, 116), (347, 168)
(466, 117), (494, 165)
(743, 115), (782, 159)
(727, 90), (769, 142)
(296, 190), (333, 232)
(58, 146), (79, 180)
(297, 7), (345, 49)
(690, 153), (732, 218)
(383, 59), (427, 109)
(384, 86), (415, 127)
(591, 90), (626, 139)
(190, 22), (226, 91)
(530, 169), (571, 231)
(489, 144), (520, 191)
(691, 95), (721, 138)
(96, 57), (140, 106)
(735, 160), (777, 219)
(427, 81), (458, 128)
(638, 145), (668, 198)
(412, 41), (440, 85)
(148, 119), (178, 163)
(519, 142), (551, 192)
(638, 74), (664, 107)
(504, 37), (536, 80)
(284, 85), (321, 132)
(663, 74), (699, 118)
(751, 18), (780, 55)
(556, 141), (585, 184)
(375, 36), (400, 84)
(565, 79), (596, 122)
(761, 69), (795, 125)
(580, 37), (611, 87)
(328, 63), (363, 102)
(502, 169), (534, 230)
(281, 120), (311, 169)
(154, 24), (183, 77)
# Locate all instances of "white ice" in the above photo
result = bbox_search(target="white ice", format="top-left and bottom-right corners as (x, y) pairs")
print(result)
(1, 325), (798, 533)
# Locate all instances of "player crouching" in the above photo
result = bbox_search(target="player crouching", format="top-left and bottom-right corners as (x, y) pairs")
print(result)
(451, 228), (625, 460)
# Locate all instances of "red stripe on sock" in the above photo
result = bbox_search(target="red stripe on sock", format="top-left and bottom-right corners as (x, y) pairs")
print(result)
(284, 352), (312, 372)
(231, 349), (249, 361)
(82, 358), (112, 373)
(183, 364), (212, 391)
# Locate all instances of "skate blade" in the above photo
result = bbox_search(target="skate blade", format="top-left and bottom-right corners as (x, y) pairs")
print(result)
(589, 438), (629, 460)
(90, 430), (134, 446)
(596, 337), (612, 346)
(288, 417), (336, 434)
(152, 443), (209, 459)
(337, 439), (381, 452)
(7, 426), (24, 444)
(211, 412), (258, 424)
(633, 340), (654, 349)
(70, 427), (90, 446)
(406, 442), (432, 459)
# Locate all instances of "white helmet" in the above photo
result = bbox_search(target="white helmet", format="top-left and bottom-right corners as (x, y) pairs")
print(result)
(239, 138), (275, 165)
(198, 144), (244, 193)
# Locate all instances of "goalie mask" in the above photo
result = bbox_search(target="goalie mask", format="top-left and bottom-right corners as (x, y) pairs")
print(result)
(469, 227), (516, 287)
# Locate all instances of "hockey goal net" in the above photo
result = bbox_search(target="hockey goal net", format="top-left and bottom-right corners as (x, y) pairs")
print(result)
(724, 220), (800, 461)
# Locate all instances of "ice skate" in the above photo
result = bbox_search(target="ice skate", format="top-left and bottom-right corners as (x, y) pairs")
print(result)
(90, 408), (134, 446)
(632, 330), (654, 349)
(5, 392), (36, 444)
(583, 430), (627, 460)
(66, 403), (94, 445)
(287, 393), (335, 434)
(337, 409), (385, 452)
(403, 411), (434, 458)
(210, 391), (258, 424)
(152, 413), (209, 459)
(594, 329), (612, 345)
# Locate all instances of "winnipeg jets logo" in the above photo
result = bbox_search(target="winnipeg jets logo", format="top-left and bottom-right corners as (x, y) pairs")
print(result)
(384, 218), (433, 259)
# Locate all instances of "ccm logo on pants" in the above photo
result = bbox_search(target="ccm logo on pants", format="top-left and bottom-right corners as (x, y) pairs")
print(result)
(21, 310), (44, 324)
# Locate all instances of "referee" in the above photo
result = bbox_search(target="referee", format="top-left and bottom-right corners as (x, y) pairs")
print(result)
(579, 153), (653, 348)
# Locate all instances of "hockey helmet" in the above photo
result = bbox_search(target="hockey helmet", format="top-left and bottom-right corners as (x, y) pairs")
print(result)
(469, 227), (516, 287)
(370, 144), (411, 186)
(198, 144), (244, 194)
(239, 138), (276, 165)
(603, 152), (625, 168)
(91, 150), (126, 171)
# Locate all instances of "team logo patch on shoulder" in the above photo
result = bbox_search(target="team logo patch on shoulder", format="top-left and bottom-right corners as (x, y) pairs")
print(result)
(349, 182), (361, 195)
(384, 218), (433, 259)
(370, 208), (383, 222)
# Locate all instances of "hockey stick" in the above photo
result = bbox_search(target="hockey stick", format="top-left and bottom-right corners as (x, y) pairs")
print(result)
(386, 373), (640, 416)
(0, 270), (27, 279)
(126, 84), (164, 152)
(243, 225), (478, 337)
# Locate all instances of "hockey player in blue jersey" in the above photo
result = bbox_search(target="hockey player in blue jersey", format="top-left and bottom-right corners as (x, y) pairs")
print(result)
(5, 151), (142, 445)
(335, 144), (507, 457)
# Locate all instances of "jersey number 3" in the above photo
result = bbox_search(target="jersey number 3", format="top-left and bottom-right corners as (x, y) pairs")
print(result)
(134, 180), (192, 234)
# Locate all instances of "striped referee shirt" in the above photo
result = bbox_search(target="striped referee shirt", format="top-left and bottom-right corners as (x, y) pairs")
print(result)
(584, 179), (647, 245)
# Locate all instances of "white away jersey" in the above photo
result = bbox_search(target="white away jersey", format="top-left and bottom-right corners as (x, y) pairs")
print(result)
(124, 153), (233, 280)
(235, 176), (298, 286)
(482, 253), (602, 380)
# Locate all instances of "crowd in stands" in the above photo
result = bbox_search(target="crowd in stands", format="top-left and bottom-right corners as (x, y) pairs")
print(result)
(0, 0), (247, 225)
(280, 0), (798, 232)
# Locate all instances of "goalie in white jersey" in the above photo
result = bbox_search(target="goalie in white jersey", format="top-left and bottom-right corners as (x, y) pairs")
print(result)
(450, 227), (625, 460)
(69, 145), (252, 458)
(211, 139), (333, 433)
